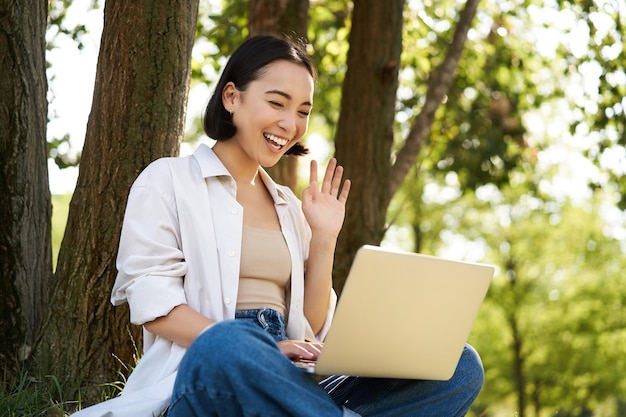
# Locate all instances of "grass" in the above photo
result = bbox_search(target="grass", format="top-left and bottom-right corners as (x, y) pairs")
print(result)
(1, 195), (73, 415)
(0, 332), (142, 417)
(0, 366), (129, 417)
(51, 193), (71, 270)
(0, 369), (76, 417)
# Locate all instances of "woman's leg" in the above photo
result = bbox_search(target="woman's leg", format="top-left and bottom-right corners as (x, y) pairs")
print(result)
(321, 344), (484, 417)
(168, 320), (352, 417)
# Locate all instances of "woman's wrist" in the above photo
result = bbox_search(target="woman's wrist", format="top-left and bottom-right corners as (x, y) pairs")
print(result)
(309, 231), (338, 249)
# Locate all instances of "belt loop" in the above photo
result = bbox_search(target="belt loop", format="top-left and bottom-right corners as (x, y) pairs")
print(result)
(257, 308), (268, 327)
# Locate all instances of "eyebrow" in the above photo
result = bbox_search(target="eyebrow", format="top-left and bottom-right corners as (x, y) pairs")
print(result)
(265, 89), (312, 107)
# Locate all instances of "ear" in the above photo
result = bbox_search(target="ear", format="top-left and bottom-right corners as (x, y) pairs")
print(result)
(222, 82), (238, 113)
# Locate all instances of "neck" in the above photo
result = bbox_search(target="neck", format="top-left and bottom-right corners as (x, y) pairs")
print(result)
(212, 141), (260, 185)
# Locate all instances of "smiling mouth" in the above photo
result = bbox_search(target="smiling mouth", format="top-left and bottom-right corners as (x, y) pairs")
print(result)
(264, 133), (289, 150)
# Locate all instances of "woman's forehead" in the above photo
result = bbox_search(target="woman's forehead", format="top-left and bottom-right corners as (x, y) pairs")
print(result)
(254, 60), (314, 101)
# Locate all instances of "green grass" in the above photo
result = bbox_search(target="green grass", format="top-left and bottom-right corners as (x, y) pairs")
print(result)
(0, 366), (128, 417)
(0, 369), (75, 417)
(1, 197), (75, 415)
(51, 193), (71, 270)
(0, 334), (142, 416)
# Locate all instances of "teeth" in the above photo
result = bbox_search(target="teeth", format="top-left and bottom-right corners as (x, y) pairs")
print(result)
(264, 133), (288, 147)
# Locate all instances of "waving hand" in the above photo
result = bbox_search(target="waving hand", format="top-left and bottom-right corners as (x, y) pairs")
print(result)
(301, 159), (351, 238)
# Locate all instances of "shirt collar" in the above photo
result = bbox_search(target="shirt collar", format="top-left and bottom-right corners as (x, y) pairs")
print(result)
(193, 143), (231, 178)
(193, 144), (290, 205)
(258, 168), (289, 206)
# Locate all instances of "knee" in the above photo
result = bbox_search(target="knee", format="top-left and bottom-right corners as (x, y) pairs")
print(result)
(172, 321), (269, 413)
(180, 320), (271, 376)
(456, 344), (484, 392)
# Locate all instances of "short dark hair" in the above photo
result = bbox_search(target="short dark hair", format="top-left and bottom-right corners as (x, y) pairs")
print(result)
(203, 35), (317, 156)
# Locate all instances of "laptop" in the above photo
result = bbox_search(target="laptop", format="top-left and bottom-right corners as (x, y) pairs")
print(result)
(297, 244), (494, 380)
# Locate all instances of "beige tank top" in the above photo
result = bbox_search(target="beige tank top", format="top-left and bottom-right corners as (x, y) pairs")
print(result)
(236, 226), (292, 316)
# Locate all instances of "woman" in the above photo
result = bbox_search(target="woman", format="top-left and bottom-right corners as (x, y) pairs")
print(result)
(75, 35), (483, 417)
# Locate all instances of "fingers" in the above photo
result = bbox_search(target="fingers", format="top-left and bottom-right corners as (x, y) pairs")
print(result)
(309, 159), (318, 186)
(310, 158), (350, 201)
(277, 340), (323, 360)
(338, 178), (351, 203)
(321, 158), (338, 195)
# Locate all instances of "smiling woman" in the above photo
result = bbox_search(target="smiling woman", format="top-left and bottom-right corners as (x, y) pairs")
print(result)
(215, 59), (314, 169)
(72, 34), (351, 417)
(203, 36), (316, 157)
(74, 35), (483, 417)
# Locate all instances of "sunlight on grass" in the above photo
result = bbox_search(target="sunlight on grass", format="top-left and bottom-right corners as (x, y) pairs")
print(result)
(51, 194), (71, 270)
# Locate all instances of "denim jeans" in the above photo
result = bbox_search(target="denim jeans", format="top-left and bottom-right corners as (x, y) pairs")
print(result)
(168, 308), (484, 417)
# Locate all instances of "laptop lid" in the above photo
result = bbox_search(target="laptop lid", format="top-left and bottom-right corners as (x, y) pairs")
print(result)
(314, 245), (494, 380)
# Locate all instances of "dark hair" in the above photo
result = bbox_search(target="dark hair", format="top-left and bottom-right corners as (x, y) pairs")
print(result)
(203, 35), (317, 156)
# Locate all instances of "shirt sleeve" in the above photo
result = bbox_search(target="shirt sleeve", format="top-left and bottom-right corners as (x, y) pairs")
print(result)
(111, 161), (188, 325)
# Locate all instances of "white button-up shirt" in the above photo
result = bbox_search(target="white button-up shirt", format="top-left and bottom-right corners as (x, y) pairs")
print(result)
(74, 144), (336, 417)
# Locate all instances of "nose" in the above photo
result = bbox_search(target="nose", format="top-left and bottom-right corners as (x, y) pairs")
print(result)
(277, 112), (297, 135)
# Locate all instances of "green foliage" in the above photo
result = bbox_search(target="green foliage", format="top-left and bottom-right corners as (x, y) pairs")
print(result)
(386, 27), (625, 417)
(187, 0), (249, 144)
(388, 142), (626, 415)
(307, 1), (352, 129)
(47, 135), (80, 169)
(557, 0), (626, 208)
(194, 0), (248, 81)
(427, 185), (626, 416)
(48, 0), (99, 51)
(413, 0), (555, 191)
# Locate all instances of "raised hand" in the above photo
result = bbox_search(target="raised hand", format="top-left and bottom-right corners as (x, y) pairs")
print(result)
(301, 159), (351, 238)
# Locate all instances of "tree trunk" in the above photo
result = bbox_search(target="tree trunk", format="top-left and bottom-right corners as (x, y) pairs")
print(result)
(333, 0), (479, 295)
(0, 0), (51, 375)
(333, 0), (405, 295)
(510, 313), (527, 417)
(248, 0), (309, 191)
(38, 0), (199, 404)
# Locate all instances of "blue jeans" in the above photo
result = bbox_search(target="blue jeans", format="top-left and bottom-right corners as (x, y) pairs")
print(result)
(168, 308), (484, 416)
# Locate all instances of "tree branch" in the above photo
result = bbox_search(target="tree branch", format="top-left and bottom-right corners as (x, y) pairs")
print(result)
(388, 0), (480, 197)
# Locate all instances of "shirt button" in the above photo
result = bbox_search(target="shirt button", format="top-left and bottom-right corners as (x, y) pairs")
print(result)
(231, 208), (238, 215)
(224, 298), (231, 305)
(228, 250), (236, 257)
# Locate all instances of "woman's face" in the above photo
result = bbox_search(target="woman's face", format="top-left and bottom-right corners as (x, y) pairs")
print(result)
(223, 60), (314, 168)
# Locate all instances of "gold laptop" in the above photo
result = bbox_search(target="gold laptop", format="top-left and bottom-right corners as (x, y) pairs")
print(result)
(301, 245), (494, 380)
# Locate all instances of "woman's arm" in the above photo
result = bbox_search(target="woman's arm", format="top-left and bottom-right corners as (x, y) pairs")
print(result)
(301, 159), (350, 334)
(302, 233), (337, 333)
(144, 304), (215, 348)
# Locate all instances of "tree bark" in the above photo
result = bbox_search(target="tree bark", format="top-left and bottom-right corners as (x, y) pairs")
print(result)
(248, 0), (309, 191)
(0, 0), (51, 375)
(38, 0), (199, 403)
(510, 312), (527, 416)
(333, 0), (405, 295)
